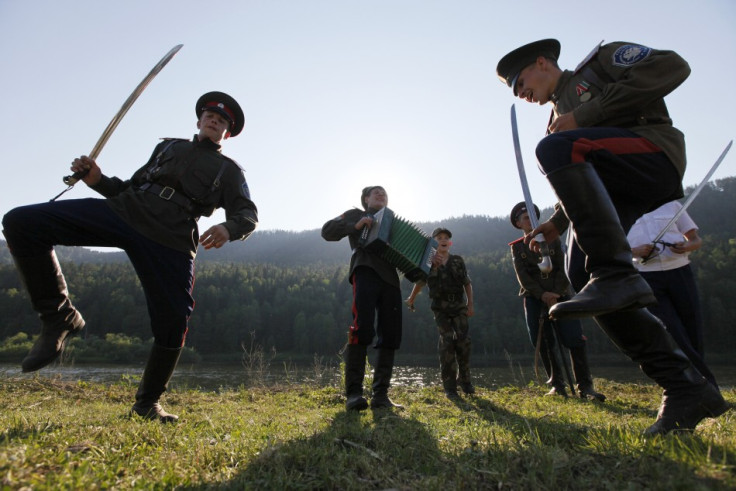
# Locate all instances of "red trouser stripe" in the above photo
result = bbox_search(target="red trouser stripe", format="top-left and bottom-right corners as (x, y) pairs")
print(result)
(570, 137), (662, 164)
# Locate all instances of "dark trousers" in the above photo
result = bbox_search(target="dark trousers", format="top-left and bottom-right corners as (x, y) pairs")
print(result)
(348, 267), (402, 349)
(523, 296), (585, 349)
(2, 198), (195, 348)
(641, 265), (716, 386)
(535, 127), (681, 291)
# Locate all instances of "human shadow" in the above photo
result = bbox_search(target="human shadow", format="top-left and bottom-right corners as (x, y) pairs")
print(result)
(180, 406), (447, 490)
(177, 384), (734, 490)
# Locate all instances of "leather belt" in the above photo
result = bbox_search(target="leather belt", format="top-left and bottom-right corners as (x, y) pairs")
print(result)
(138, 182), (194, 212)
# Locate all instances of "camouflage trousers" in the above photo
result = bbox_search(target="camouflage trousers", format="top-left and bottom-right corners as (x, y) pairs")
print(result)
(434, 310), (471, 391)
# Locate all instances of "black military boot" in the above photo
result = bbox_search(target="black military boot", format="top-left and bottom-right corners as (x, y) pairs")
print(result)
(131, 344), (182, 423)
(370, 348), (403, 409)
(344, 344), (369, 411)
(12, 252), (85, 372)
(570, 345), (606, 401)
(539, 338), (567, 397)
(545, 163), (656, 320)
(595, 309), (729, 435)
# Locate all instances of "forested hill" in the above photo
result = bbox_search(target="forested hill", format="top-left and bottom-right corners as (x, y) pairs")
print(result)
(0, 212), (531, 266)
(2, 176), (734, 266)
(0, 177), (734, 360)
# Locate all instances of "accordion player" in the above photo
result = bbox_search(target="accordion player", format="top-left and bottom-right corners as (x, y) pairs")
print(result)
(359, 207), (438, 282)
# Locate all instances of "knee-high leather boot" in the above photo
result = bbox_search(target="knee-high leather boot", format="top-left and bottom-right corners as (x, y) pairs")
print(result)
(370, 348), (403, 409)
(569, 346), (606, 401)
(12, 252), (85, 372)
(545, 163), (656, 319)
(131, 344), (182, 423)
(344, 344), (368, 411)
(594, 309), (729, 434)
(540, 338), (568, 397)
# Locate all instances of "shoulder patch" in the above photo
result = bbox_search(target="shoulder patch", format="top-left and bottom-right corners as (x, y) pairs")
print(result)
(612, 44), (652, 67)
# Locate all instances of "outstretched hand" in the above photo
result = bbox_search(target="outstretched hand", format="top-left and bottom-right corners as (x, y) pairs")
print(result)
(199, 224), (231, 250)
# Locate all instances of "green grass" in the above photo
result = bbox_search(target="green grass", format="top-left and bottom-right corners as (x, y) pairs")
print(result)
(0, 375), (734, 490)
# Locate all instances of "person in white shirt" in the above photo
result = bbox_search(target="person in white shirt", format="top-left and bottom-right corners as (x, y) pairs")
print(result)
(628, 201), (717, 387)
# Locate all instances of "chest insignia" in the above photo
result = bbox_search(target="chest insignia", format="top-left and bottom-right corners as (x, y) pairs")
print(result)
(576, 80), (592, 102)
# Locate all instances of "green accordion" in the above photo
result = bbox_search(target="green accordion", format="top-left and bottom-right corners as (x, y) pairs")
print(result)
(359, 207), (438, 282)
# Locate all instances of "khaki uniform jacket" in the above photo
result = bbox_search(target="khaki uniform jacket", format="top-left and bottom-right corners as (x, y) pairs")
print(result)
(510, 237), (571, 300)
(552, 42), (690, 180)
(92, 136), (258, 257)
(321, 207), (400, 288)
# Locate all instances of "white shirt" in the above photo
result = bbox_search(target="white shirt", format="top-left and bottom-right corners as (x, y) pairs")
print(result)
(627, 201), (698, 272)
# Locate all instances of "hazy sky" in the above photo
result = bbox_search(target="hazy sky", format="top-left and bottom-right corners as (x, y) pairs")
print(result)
(1, 0), (734, 240)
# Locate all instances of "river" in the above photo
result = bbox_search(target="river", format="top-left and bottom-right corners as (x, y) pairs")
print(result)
(2, 361), (734, 392)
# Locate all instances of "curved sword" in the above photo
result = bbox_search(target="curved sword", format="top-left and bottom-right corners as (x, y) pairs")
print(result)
(511, 104), (553, 273)
(641, 140), (732, 263)
(52, 44), (183, 200)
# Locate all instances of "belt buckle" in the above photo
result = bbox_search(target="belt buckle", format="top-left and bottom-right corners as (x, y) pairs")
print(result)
(159, 186), (175, 200)
(447, 294), (455, 302)
(540, 272), (549, 280)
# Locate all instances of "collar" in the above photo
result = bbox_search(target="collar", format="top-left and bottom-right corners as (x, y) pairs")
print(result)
(192, 134), (222, 152)
(550, 70), (573, 104)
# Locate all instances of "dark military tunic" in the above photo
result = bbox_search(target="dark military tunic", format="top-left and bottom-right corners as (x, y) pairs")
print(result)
(509, 237), (569, 299)
(321, 207), (400, 288)
(92, 136), (258, 257)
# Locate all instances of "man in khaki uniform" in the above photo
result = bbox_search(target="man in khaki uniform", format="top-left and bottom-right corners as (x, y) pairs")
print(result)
(496, 39), (728, 435)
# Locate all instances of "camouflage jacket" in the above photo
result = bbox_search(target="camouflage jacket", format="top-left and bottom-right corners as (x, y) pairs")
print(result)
(421, 254), (471, 313)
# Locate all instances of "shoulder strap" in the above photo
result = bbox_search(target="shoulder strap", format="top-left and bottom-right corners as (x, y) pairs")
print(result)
(508, 236), (525, 246)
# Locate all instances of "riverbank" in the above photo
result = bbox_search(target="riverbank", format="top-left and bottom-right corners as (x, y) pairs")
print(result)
(3, 359), (736, 392)
(1, 377), (734, 489)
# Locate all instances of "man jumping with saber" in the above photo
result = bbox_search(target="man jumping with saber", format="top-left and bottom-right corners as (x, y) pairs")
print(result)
(497, 38), (729, 434)
(2, 45), (258, 423)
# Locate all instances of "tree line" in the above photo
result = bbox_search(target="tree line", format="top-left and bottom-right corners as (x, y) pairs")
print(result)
(1, 177), (735, 363)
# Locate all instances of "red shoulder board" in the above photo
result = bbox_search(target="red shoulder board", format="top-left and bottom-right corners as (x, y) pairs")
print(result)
(508, 236), (525, 246)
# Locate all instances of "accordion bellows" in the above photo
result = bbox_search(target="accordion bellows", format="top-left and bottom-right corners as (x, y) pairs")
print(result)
(359, 207), (438, 282)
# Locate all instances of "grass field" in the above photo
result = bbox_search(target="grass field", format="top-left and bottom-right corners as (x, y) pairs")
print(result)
(1, 374), (734, 490)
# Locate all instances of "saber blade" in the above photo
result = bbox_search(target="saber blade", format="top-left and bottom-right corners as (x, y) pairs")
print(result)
(59, 44), (184, 189)
(511, 104), (552, 273)
(641, 140), (732, 263)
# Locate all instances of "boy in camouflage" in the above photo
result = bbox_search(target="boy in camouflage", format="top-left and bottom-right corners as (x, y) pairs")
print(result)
(406, 228), (475, 399)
